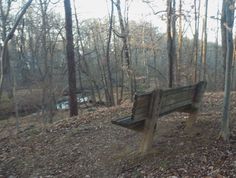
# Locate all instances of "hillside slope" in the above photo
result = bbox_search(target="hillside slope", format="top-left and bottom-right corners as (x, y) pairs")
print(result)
(0, 93), (236, 178)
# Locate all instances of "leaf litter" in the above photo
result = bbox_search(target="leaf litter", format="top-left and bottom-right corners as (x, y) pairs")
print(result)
(0, 93), (235, 177)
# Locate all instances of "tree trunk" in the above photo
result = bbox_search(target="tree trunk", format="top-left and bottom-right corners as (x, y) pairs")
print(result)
(232, 34), (236, 91)
(0, 0), (33, 99)
(106, 0), (115, 106)
(115, 0), (134, 101)
(215, 9), (220, 91)
(64, 0), (78, 117)
(113, 31), (119, 105)
(192, 0), (200, 83)
(176, 0), (182, 86)
(39, 0), (50, 123)
(220, 0), (235, 141)
(167, 0), (176, 88)
(221, 0), (227, 90)
(12, 61), (19, 132)
(202, 0), (208, 81)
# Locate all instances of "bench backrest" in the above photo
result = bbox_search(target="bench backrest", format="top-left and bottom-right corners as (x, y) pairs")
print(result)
(131, 81), (207, 122)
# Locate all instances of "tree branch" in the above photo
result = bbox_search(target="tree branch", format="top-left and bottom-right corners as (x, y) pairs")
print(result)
(0, 0), (33, 95)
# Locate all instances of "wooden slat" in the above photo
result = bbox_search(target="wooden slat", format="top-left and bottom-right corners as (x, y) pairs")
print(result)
(160, 99), (193, 115)
(162, 85), (195, 96)
(135, 99), (150, 109)
(135, 94), (151, 106)
(111, 116), (145, 132)
(162, 95), (192, 107)
(131, 93), (151, 119)
(134, 93), (152, 106)
(133, 107), (149, 117)
(132, 84), (195, 122)
(165, 89), (193, 99)
(161, 87), (194, 107)
(133, 114), (147, 121)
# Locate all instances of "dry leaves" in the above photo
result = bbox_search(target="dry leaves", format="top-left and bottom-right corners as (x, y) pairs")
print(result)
(0, 93), (235, 177)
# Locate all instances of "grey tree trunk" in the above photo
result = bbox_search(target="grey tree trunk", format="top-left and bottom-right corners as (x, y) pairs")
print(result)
(192, 0), (200, 83)
(215, 9), (220, 91)
(202, 0), (208, 81)
(176, 0), (182, 86)
(12, 61), (19, 132)
(167, 0), (176, 88)
(221, 0), (227, 90)
(220, 0), (235, 141)
(106, 0), (115, 106)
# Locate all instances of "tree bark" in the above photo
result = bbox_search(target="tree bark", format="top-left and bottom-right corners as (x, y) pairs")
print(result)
(220, 0), (235, 141)
(106, 0), (115, 106)
(215, 9), (220, 91)
(202, 0), (208, 81)
(176, 0), (182, 86)
(192, 0), (200, 83)
(221, 0), (227, 90)
(64, 0), (78, 117)
(167, 0), (176, 88)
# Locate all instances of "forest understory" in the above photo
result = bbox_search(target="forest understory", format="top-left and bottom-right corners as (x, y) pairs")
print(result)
(0, 92), (236, 178)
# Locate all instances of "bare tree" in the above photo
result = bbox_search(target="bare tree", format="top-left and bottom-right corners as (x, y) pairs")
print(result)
(176, 0), (182, 86)
(192, 0), (200, 83)
(221, 0), (227, 90)
(90, 21), (108, 103)
(167, 0), (176, 88)
(114, 0), (135, 101)
(0, 0), (33, 98)
(220, 0), (235, 141)
(64, 0), (78, 116)
(105, 0), (115, 106)
(214, 9), (220, 90)
(73, 2), (98, 105)
(199, 0), (208, 81)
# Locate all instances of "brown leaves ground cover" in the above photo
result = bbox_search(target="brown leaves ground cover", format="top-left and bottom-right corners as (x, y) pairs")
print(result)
(0, 92), (236, 178)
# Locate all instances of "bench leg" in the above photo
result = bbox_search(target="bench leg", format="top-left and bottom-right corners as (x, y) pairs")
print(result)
(140, 90), (161, 153)
(187, 111), (198, 129)
(140, 118), (157, 153)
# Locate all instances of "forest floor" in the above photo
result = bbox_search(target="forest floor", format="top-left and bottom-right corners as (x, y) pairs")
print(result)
(0, 92), (236, 178)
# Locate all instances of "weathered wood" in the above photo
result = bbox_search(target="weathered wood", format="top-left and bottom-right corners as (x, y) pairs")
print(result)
(140, 90), (162, 153)
(187, 81), (207, 128)
(160, 99), (192, 115)
(131, 93), (151, 118)
(187, 111), (198, 129)
(111, 116), (145, 132)
(135, 99), (150, 109)
(163, 90), (193, 103)
(161, 97), (192, 108)
(112, 81), (206, 130)
(133, 107), (149, 116)
(134, 94), (151, 108)
(192, 81), (207, 108)
(162, 85), (195, 96)
(111, 81), (207, 153)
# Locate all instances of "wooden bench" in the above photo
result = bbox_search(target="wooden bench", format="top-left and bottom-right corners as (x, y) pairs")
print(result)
(112, 81), (207, 153)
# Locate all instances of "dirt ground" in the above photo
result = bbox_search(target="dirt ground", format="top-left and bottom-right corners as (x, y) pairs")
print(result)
(0, 92), (236, 178)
